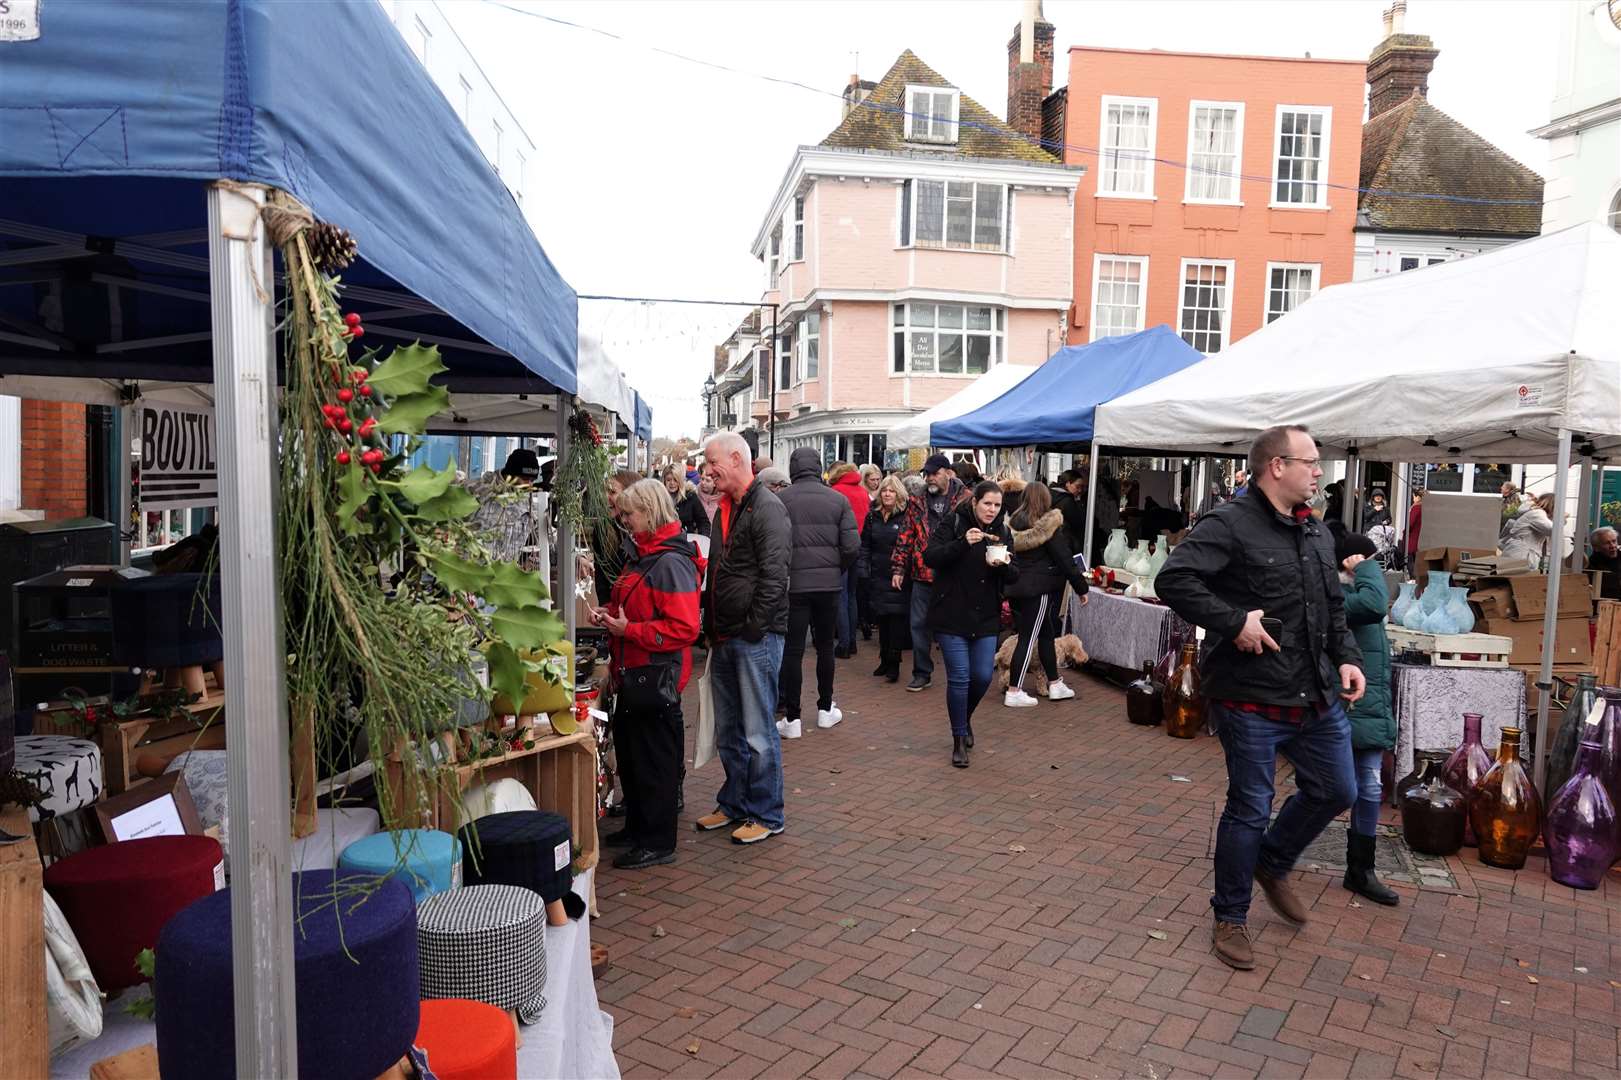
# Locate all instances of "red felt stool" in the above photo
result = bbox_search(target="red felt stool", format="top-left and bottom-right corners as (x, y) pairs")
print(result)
(44, 834), (222, 990)
(415, 998), (518, 1080)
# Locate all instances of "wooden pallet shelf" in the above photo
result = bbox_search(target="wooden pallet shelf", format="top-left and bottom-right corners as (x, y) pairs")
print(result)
(1387, 626), (1513, 668)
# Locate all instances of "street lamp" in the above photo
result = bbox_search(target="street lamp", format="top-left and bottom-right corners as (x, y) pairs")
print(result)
(702, 373), (717, 433)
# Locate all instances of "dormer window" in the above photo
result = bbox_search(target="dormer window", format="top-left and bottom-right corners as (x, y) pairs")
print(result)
(905, 85), (959, 145)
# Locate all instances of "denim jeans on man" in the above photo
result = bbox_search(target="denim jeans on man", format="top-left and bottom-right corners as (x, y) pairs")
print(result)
(835, 569), (859, 652)
(908, 582), (935, 680)
(1351, 747), (1384, 835)
(1210, 699), (1356, 925)
(935, 633), (996, 738)
(710, 633), (786, 831)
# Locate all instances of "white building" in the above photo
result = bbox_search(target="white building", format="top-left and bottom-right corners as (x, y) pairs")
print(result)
(1532, 0), (1621, 234)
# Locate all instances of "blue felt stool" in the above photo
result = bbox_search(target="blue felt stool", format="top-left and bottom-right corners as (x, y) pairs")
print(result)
(154, 870), (419, 1080)
(339, 828), (461, 904)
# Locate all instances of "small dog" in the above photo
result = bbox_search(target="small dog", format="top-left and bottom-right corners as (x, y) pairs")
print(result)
(994, 633), (1089, 693)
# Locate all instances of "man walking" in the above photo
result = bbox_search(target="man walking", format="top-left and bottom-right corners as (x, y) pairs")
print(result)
(890, 455), (968, 692)
(1156, 424), (1365, 971)
(776, 448), (859, 737)
(698, 432), (792, 845)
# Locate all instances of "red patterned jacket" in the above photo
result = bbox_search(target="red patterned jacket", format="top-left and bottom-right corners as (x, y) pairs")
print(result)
(889, 479), (969, 586)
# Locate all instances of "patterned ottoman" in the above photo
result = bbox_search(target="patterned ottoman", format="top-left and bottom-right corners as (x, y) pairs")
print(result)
(417, 885), (547, 1024)
(14, 734), (101, 822)
(458, 810), (583, 924)
(165, 750), (229, 870)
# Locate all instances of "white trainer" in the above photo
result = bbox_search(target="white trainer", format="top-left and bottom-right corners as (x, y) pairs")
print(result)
(816, 705), (843, 729)
(776, 718), (802, 739)
(1004, 688), (1039, 708)
(1047, 679), (1076, 701)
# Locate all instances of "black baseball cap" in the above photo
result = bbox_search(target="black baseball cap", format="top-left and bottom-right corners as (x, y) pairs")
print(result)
(502, 448), (540, 482)
(923, 454), (952, 476)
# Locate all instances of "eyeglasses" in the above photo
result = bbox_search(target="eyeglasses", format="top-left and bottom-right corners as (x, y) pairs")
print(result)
(1278, 455), (1322, 469)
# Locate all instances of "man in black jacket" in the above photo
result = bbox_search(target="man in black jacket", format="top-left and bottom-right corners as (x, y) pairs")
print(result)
(775, 448), (859, 738)
(1156, 424), (1365, 972)
(697, 432), (792, 846)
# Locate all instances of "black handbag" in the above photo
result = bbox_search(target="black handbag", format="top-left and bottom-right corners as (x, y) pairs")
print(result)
(613, 551), (684, 710)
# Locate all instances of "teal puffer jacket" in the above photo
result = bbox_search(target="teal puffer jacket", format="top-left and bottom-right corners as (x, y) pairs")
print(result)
(1342, 559), (1395, 751)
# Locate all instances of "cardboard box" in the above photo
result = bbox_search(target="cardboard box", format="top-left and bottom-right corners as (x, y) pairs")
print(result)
(1417, 546), (1490, 574)
(1477, 616), (1592, 666)
(1468, 574), (1592, 622)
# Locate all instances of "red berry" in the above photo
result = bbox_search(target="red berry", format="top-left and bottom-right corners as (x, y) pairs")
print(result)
(322, 417), (336, 430)
(344, 313), (361, 328)
(337, 388), (354, 404)
(369, 461), (382, 474)
(359, 418), (376, 435)
(349, 326), (365, 340)
(355, 369), (368, 382)
(336, 451), (351, 465)
(359, 385), (373, 397)
(339, 419), (353, 434)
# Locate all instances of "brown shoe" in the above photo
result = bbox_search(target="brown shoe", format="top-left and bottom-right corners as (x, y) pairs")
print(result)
(1255, 868), (1309, 925)
(1212, 920), (1255, 970)
(730, 820), (783, 845)
(694, 810), (737, 832)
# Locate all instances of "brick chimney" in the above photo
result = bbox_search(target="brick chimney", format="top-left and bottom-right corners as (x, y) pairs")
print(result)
(1366, 1), (1438, 120)
(1007, 0), (1055, 149)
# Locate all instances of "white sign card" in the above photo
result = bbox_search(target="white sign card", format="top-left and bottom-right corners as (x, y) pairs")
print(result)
(0, 1), (41, 42)
(110, 793), (187, 841)
(138, 403), (219, 509)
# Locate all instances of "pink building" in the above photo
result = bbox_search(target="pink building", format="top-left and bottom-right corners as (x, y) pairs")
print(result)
(742, 44), (1083, 465)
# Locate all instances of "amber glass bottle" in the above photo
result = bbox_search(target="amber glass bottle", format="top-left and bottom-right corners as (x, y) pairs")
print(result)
(1469, 726), (1542, 870)
(1163, 643), (1202, 739)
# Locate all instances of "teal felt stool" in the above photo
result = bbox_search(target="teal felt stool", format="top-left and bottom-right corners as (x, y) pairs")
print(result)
(338, 829), (461, 905)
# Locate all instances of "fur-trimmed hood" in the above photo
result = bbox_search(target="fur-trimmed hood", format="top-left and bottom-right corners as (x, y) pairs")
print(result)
(1010, 508), (1063, 552)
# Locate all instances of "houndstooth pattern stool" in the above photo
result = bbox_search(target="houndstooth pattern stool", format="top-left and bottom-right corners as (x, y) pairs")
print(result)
(416, 884), (547, 1023)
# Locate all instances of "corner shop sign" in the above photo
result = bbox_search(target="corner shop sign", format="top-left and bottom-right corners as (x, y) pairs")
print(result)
(139, 403), (217, 509)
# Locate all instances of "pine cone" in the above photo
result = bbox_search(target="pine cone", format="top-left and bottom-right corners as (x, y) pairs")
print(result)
(0, 770), (45, 809)
(307, 222), (357, 273)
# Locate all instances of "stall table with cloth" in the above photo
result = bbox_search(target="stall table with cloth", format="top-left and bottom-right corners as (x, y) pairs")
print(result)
(1391, 663), (1528, 794)
(1067, 590), (1194, 673)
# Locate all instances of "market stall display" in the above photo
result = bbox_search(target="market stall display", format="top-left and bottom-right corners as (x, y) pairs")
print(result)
(414, 998), (519, 1080)
(339, 829), (463, 905)
(1390, 664), (1525, 787)
(417, 884), (549, 1025)
(457, 809), (581, 925)
(1067, 589), (1194, 673)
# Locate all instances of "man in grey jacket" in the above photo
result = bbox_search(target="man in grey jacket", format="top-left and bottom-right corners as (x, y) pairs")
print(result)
(775, 448), (859, 738)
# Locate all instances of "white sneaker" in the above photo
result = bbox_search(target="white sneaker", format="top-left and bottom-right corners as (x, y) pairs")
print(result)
(1047, 679), (1076, 701)
(817, 705), (842, 729)
(1004, 688), (1039, 708)
(776, 718), (802, 739)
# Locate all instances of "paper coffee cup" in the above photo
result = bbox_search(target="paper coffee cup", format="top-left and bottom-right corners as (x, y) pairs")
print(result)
(986, 544), (1009, 565)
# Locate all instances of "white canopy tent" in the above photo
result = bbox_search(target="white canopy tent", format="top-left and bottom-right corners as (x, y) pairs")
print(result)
(1095, 223), (1621, 793)
(887, 363), (1037, 448)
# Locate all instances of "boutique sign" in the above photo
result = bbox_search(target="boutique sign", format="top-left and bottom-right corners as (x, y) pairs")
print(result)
(138, 403), (218, 509)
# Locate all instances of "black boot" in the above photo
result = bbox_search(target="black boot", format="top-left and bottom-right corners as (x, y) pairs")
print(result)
(964, 723), (974, 749)
(951, 736), (969, 768)
(1344, 832), (1399, 906)
(872, 660), (889, 677)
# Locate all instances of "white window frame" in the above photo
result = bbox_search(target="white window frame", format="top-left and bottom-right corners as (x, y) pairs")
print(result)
(1270, 105), (1332, 209)
(1184, 100), (1245, 205)
(1097, 95), (1158, 199)
(410, 16), (431, 64)
(491, 120), (503, 173)
(801, 311), (820, 381)
(791, 195), (805, 262)
(778, 329), (794, 391)
(514, 150), (526, 203)
(456, 76), (472, 124)
(1397, 252), (1449, 272)
(767, 224), (782, 289)
(901, 180), (1009, 253)
(1088, 254), (1148, 341)
(889, 302), (1005, 377)
(1262, 261), (1319, 324)
(903, 85), (960, 145)
(1176, 258), (1236, 354)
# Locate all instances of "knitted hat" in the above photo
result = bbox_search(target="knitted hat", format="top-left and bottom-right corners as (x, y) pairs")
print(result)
(1335, 531), (1378, 563)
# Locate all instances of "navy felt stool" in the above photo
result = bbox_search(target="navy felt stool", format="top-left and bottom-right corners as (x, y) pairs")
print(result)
(153, 870), (419, 1080)
(458, 810), (583, 922)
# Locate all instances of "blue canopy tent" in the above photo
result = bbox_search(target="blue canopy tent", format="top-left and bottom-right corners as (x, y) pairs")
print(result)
(633, 392), (653, 468)
(1, 2), (577, 1072)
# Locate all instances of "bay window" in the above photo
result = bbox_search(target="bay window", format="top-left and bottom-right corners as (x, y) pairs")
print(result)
(801, 312), (820, 381)
(901, 180), (1007, 252)
(778, 330), (794, 390)
(792, 195), (805, 260)
(891, 303), (1003, 376)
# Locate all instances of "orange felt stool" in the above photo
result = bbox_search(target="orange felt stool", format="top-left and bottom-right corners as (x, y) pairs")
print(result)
(414, 999), (517, 1080)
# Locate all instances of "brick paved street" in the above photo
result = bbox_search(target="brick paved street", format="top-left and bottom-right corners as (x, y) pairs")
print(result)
(593, 652), (1621, 1079)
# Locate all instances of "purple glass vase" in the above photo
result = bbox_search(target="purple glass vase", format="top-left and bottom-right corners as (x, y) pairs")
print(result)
(1442, 712), (1492, 846)
(1544, 740), (1617, 889)
(1599, 689), (1621, 814)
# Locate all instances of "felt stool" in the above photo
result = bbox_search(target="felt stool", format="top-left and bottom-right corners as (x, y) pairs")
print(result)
(339, 828), (461, 905)
(414, 998), (518, 1080)
(154, 870), (419, 1080)
(44, 834), (223, 991)
(14, 734), (102, 822)
(417, 885), (547, 1024)
(458, 810), (582, 924)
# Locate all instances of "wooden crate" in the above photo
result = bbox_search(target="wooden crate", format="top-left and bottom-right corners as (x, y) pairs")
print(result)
(1386, 626), (1512, 668)
(1593, 600), (1621, 687)
(0, 807), (46, 1080)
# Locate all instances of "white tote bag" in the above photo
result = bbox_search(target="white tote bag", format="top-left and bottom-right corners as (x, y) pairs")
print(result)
(692, 652), (717, 770)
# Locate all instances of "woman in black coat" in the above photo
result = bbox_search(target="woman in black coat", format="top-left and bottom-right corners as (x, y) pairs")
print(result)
(924, 480), (1019, 769)
(1003, 482), (1088, 707)
(663, 469), (710, 538)
(858, 474), (911, 682)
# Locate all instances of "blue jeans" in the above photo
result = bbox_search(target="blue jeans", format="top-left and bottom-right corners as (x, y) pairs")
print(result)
(836, 569), (858, 651)
(909, 582), (935, 680)
(936, 633), (996, 738)
(1210, 699), (1356, 925)
(710, 634), (786, 830)
(1351, 747), (1384, 836)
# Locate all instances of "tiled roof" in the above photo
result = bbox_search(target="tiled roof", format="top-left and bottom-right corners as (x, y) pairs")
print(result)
(820, 50), (1058, 165)
(1358, 95), (1543, 237)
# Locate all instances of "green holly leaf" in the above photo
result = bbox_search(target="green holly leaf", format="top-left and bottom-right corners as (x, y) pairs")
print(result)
(366, 341), (447, 398)
(377, 386), (452, 436)
(485, 642), (530, 711)
(414, 485), (480, 523)
(387, 463), (455, 505)
(428, 551), (493, 594)
(482, 562), (549, 609)
(490, 604), (566, 651)
(334, 462), (370, 535)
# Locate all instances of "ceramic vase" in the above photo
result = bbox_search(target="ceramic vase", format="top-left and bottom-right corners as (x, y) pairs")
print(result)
(1543, 739), (1617, 889)
(1390, 581), (1418, 627)
(1163, 643), (1202, 739)
(1147, 533), (1170, 579)
(1126, 663), (1160, 726)
(1420, 601), (1454, 635)
(1103, 528), (1128, 569)
(1443, 586), (1475, 634)
(1399, 760), (1467, 856)
(1544, 674), (1600, 805)
(1469, 726), (1542, 870)
(1125, 541), (1153, 578)
(1442, 712), (1493, 846)
(1406, 570), (1452, 629)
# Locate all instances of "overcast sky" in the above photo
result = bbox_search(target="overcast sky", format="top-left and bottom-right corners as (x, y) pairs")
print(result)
(444, 0), (1562, 439)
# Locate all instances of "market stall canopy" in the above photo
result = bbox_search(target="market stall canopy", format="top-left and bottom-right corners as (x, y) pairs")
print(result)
(887, 364), (1037, 448)
(576, 333), (635, 421)
(0, 0), (576, 401)
(1095, 224), (1621, 462)
(633, 393), (652, 443)
(928, 326), (1204, 449)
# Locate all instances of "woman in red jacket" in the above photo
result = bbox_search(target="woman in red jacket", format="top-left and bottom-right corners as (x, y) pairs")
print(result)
(595, 479), (705, 869)
(829, 462), (871, 657)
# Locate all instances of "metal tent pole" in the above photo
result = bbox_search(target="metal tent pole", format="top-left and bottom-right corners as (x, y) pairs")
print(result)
(207, 182), (297, 1077)
(1533, 428), (1574, 793)
(1573, 458), (1593, 574)
(1341, 451), (1359, 531)
(556, 396), (577, 643)
(1082, 439), (1101, 566)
